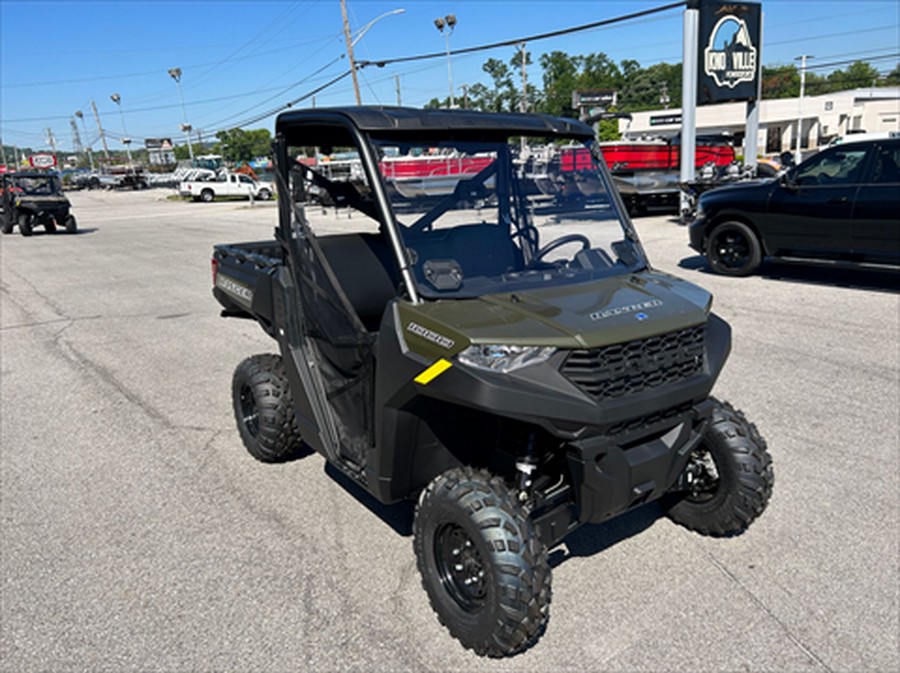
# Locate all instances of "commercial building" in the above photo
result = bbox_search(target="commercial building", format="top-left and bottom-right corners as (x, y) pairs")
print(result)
(622, 87), (900, 158)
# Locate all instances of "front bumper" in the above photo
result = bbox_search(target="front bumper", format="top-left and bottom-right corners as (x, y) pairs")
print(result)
(688, 216), (709, 252)
(566, 398), (714, 523)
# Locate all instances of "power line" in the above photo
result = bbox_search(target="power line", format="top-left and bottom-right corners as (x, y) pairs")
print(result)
(803, 53), (899, 71)
(357, 2), (686, 69)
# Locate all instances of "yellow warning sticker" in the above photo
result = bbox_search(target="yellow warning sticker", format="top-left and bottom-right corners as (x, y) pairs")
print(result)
(414, 358), (453, 385)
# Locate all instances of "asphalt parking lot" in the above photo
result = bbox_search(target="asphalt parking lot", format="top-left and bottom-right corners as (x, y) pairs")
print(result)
(1, 189), (897, 672)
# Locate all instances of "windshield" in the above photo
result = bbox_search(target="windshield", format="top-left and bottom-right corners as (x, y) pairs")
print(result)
(11, 175), (61, 196)
(371, 136), (645, 299)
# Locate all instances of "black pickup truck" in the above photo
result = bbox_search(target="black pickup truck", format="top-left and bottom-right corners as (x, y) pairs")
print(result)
(211, 107), (773, 657)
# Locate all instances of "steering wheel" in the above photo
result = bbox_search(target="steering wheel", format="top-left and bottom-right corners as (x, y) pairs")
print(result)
(530, 234), (591, 265)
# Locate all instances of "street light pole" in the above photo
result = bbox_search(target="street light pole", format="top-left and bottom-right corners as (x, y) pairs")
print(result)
(168, 67), (194, 162)
(110, 93), (133, 169)
(341, 2), (405, 105)
(434, 14), (457, 108)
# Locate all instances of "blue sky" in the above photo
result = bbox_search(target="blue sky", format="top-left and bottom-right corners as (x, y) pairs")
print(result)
(2, 0), (898, 154)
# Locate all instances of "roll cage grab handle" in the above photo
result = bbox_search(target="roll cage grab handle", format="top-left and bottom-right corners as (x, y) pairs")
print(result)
(274, 128), (421, 305)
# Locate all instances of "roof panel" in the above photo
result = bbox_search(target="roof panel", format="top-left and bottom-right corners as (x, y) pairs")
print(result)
(275, 106), (594, 141)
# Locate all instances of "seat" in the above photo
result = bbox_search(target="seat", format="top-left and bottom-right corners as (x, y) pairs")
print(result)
(317, 233), (400, 331)
(875, 152), (900, 184)
(406, 224), (524, 289)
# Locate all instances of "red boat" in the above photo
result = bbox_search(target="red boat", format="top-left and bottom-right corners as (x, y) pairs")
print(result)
(379, 155), (493, 198)
(599, 140), (735, 171)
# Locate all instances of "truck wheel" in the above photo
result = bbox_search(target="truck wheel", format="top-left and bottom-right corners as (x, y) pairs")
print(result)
(256, 188), (271, 201)
(2, 218), (13, 234)
(413, 467), (551, 657)
(18, 213), (33, 237)
(705, 221), (761, 276)
(666, 399), (773, 536)
(201, 189), (215, 203)
(65, 215), (78, 233)
(232, 354), (304, 463)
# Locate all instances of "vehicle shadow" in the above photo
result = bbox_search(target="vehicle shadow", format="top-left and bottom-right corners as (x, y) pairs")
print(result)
(6, 228), (99, 237)
(325, 463), (415, 537)
(679, 254), (899, 293)
(548, 502), (664, 568)
(324, 461), (669, 562)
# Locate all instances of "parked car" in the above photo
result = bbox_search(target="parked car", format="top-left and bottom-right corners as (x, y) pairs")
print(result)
(688, 137), (900, 275)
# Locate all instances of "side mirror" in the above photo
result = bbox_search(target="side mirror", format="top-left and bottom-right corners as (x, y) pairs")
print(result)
(780, 171), (798, 191)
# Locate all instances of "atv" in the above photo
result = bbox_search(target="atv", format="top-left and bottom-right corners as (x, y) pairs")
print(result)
(1, 171), (78, 236)
(211, 107), (773, 656)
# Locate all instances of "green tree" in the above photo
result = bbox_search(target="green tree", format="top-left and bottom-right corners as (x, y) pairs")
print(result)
(483, 57), (516, 112)
(761, 65), (799, 99)
(579, 52), (622, 90)
(539, 51), (581, 117)
(509, 47), (534, 111)
(886, 63), (900, 86)
(618, 62), (681, 111)
(173, 143), (204, 161)
(825, 60), (881, 91)
(213, 128), (272, 163)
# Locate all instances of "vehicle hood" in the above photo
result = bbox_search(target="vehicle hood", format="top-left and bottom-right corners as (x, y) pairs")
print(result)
(399, 271), (711, 355)
(700, 178), (774, 202)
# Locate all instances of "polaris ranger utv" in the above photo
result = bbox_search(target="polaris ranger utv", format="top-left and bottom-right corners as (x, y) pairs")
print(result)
(212, 107), (773, 657)
(1, 171), (78, 236)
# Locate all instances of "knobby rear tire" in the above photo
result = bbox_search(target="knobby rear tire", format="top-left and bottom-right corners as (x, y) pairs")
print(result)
(231, 353), (304, 463)
(18, 213), (33, 237)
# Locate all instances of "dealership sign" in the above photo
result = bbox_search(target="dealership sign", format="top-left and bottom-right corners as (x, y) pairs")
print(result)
(29, 153), (57, 169)
(697, 1), (761, 105)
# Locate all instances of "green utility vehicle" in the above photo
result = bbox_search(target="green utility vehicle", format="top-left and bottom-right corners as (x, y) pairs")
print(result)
(1, 171), (77, 236)
(211, 107), (773, 657)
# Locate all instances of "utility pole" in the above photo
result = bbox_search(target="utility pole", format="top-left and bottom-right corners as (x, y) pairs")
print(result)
(91, 99), (110, 161)
(75, 111), (95, 172)
(46, 128), (58, 156)
(340, 0), (362, 105)
(795, 54), (813, 164)
(70, 118), (83, 156)
(395, 75), (402, 106)
(519, 42), (528, 113)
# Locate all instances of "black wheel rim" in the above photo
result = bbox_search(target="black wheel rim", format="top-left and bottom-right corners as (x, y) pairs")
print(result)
(239, 384), (259, 437)
(712, 230), (750, 270)
(434, 523), (487, 612)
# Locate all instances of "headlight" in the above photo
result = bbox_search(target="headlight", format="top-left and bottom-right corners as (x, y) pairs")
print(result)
(457, 344), (555, 373)
(695, 201), (705, 219)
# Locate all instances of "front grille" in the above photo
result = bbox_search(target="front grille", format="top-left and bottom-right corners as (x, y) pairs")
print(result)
(561, 325), (705, 401)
